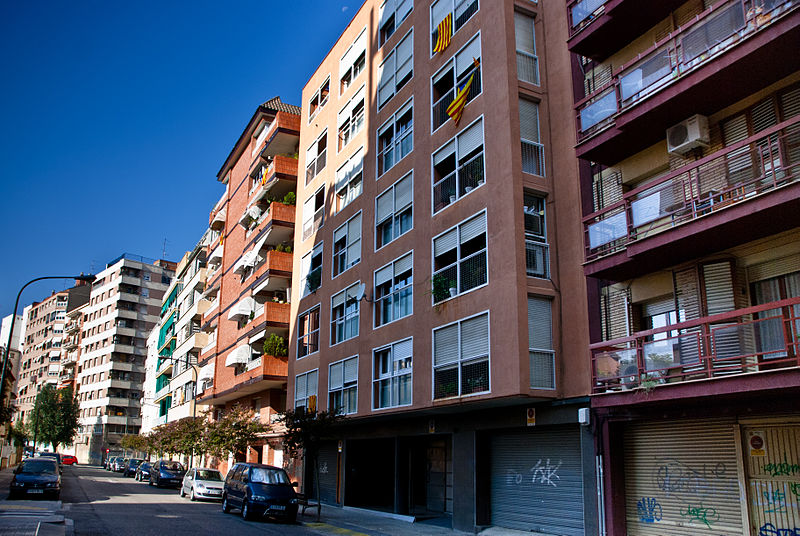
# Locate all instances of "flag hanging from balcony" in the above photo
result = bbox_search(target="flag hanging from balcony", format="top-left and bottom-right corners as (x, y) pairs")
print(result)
(219, 232), (224, 246)
(261, 169), (267, 187)
(433, 13), (452, 54)
(446, 58), (480, 126)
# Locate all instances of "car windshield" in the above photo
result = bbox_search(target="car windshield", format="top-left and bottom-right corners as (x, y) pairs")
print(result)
(197, 470), (222, 481)
(141, 462), (150, 469)
(162, 461), (184, 472)
(129, 459), (142, 466)
(20, 460), (57, 474)
(250, 467), (290, 484)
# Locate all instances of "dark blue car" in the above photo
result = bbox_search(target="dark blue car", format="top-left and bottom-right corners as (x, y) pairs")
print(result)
(221, 463), (299, 522)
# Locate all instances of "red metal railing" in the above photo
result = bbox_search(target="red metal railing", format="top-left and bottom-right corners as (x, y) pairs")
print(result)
(592, 296), (800, 393)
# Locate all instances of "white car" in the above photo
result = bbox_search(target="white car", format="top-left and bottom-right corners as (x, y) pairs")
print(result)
(180, 468), (224, 501)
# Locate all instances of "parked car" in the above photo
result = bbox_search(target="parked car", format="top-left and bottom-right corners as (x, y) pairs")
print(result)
(180, 468), (224, 501)
(105, 457), (118, 471)
(37, 452), (62, 471)
(135, 461), (152, 482)
(123, 458), (143, 477)
(221, 463), (298, 522)
(62, 455), (78, 465)
(8, 457), (61, 500)
(113, 458), (129, 473)
(149, 460), (186, 488)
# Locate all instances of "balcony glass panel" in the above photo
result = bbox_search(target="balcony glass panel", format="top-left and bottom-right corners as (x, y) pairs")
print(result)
(681, 2), (746, 63)
(571, 0), (605, 29)
(579, 89), (617, 132)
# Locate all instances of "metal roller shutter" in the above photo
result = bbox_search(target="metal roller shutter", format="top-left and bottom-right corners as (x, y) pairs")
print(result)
(317, 441), (340, 505)
(490, 427), (585, 535)
(624, 418), (744, 536)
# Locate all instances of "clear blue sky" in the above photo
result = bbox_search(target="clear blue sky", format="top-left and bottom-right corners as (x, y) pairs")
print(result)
(0, 0), (363, 317)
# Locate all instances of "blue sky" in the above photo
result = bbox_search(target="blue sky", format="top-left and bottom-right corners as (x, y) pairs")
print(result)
(0, 1), (362, 317)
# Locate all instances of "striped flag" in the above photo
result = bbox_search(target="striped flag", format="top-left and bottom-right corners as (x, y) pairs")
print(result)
(261, 169), (267, 186)
(433, 13), (452, 55)
(446, 58), (480, 126)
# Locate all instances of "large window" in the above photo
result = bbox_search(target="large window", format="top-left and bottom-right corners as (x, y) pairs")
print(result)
(432, 117), (485, 213)
(433, 312), (489, 399)
(378, 99), (413, 177)
(294, 369), (318, 410)
(431, 34), (482, 131)
(331, 282), (360, 345)
(375, 252), (413, 327)
(430, 0), (479, 55)
(305, 131), (327, 185)
(332, 212), (361, 277)
(302, 187), (325, 241)
(524, 191), (549, 279)
(514, 11), (539, 85)
(301, 242), (323, 296)
(336, 148), (364, 213)
(520, 99), (544, 176)
(376, 172), (413, 249)
(373, 338), (412, 409)
(338, 86), (365, 152)
(308, 78), (330, 122)
(379, 0), (412, 45)
(297, 305), (320, 359)
(329, 356), (358, 415)
(432, 211), (487, 303)
(528, 296), (554, 390)
(378, 30), (413, 109)
(340, 29), (366, 94)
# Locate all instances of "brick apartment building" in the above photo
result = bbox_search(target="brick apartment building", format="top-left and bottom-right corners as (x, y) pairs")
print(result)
(58, 303), (88, 393)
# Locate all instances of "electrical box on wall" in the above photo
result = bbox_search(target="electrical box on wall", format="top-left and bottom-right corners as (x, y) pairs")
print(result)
(578, 407), (590, 426)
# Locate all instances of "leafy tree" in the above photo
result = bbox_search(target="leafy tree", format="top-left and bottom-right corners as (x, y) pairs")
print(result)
(9, 420), (27, 446)
(120, 433), (150, 456)
(206, 405), (268, 460)
(30, 385), (80, 451)
(0, 403), (16, 424)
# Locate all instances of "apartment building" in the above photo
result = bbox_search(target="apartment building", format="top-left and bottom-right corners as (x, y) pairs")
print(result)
(568, 0), (800, 534)
(198, 97), (300, 473)
(289, 1), (592, 532)
(74, 254), (175, 464)
(58, 303), (87, 393)
(14, 283), (90, 424)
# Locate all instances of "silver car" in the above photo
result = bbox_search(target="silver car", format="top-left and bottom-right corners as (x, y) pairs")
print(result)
(180, 468), (224, 501)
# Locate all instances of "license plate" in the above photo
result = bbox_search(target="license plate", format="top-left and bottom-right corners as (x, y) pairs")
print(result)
(27, 489), (44, 494)
(209, 491), (221, 495)
(270, 505), (285, 511)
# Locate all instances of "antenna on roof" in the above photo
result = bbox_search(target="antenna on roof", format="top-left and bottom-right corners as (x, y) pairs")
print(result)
(162, 238), (169, 259)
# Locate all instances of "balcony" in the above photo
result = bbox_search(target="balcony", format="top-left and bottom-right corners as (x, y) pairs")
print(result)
(575, 0), (800, 164)
(432, 67), (482, 132)
(154, 384), (171, 403)
(239, 302), (290, 337)
(433, 151), (485, 214)
(250, 154), (299, 202)
(252, 111), (301, 163)
(592, 296), (800, 396)
(202, 353), (288, 404)
(251, 250), (293, 287)
(245, 201), (295, 242)
(583, 116), (800, 279)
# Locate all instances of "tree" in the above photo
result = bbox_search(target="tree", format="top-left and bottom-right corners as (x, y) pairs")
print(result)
(30, 385), (80, 451)
(120, 433), (150, 456)
(206, 405), (269, 461)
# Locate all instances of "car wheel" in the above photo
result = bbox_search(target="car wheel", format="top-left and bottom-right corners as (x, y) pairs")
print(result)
(222, 495), (231, 513)
(190, 488), (196, 502)
(241, 499), (252, 520)
(179, 486), (185, 497)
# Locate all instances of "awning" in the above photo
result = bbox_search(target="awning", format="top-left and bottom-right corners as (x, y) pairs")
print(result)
(212, 206), (227, 225)
(225, 345), (252, 367)
(227, 297), (255, 319)
(48, 364), (60, 374)
(198, 361), (215, 382)
(208, 244), (223, 263)
(233, 250), (261, 275)
(249, 330), (267, 344)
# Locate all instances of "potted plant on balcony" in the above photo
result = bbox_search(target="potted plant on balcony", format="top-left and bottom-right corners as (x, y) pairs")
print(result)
(263, 333), (288, 357)
(432, 274), (456, 302)
(283, 192), (296, 206)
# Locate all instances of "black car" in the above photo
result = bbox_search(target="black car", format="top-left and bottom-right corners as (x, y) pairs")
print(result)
(9, 458), (61, 500)
(222, 463), (298, 522)
(135, 461), (152, 482)
(124, 458), (143, 477)
(37, 452), (62, 471)
(149, 459), (186, 488)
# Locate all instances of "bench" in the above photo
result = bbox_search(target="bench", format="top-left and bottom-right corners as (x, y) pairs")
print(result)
(296, 493), (320, 516)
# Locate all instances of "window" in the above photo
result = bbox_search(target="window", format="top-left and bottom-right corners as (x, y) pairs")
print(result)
(294, 369), (318, 410)
(520, 99), (544, 176)
(379, 0), (412, 45)
(376, 173), (413, 249)
(378, 30), (413, 109)
(375, 253), (413, 327)
(378, 99), (413, 176)
(432, 211), (487, 303)
(301, 242), (324, 296)
(528, 296), (554, 390)
(430, 0), (479, 55)
(252, 119), (272, 156)
(331, 283), (360, 345)
(297, 306), (320, 359)
(373, 338), (412, 409)
(308, 78), (330, 122)
(524, 192), (549, 278)
(514, 11), (539, 85)
(340, 29), (367, 94)
(305, 131), (328, 185)
(329, 356), (358, 415)
(432, 117), (485, 213)
(333, 213), (362, 277)
(431, 34), (482, 131)
(338, 86), (365, 151)
(302, 187), (325, 241)
(433, 312), (489, 399)
(336, 148), (364, 213)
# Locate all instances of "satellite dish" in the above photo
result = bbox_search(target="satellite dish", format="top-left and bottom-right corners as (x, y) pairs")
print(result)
(356, 283), (366, 301)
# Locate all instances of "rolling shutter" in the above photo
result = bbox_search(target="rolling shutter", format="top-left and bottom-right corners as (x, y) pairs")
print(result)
(459, 212), (486, 244)
(378, 54), (394, 106)
(747, 255), (800, 282)
(456, 35), (481, 76)
(433, 324), (459, 366)
(376, 189), (393, 223)
(395, 32), (413, 85)
(515, 12), (535, 55)
(431, 0), (450, 30)
(317, 441), (340, 505)
(519, 99), (540, 143)
(460, 313), (488, 360)
(395, 174), (412, 210)
(394, 253), (413, 276)
(457, 118), (483, 157)
(434, 229), (458, 257)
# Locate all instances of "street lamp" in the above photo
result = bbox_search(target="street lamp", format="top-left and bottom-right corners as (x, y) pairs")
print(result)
(1, 274), (96, 410)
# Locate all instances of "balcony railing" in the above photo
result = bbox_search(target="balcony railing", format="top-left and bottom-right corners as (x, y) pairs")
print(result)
(521, 139), (545, 176)
(516, 50), (540, 85)
(525, 239), (550, 279)
(592, 296), (800, 393)
(575, 0), (797, 141)
(584, 115), (800, 261)
(433, 151), (485, 213)
(568, 0), (607, 35)
(432, 67), (482, 132)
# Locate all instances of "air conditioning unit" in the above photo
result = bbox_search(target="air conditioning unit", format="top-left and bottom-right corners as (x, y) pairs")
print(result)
(666, 114), (710, 155)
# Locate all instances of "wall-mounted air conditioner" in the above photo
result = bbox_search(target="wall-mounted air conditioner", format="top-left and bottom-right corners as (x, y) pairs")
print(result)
(666, 114), (710, 155)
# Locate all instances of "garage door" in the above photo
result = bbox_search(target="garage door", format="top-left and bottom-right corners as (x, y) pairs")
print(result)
(490, 426), (585, 535)
(317, 441), (340, 505)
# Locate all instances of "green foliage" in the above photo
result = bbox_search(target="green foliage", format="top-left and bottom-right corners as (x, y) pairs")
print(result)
(263, 334), (288, 357)
(431, 274), (454, 302)
(30, 385), (80, 451)
(0, 403), (16, 424)
(9, 420), (27, 446)
(205, 405), (269, 459)
(274, 243), (293, 254)
(306, 268), (321, 293)
(282, 192), (296, 206)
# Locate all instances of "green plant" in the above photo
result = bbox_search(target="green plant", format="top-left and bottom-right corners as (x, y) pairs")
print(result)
(274, 244), (285, 253)
(432, 274), (454, 302)
(263, 333), (288, 357)
(306, 268), (322, 293)
(283, 191), (296, 206)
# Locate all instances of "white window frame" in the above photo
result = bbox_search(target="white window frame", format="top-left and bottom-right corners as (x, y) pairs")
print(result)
(251, 119), (272, 156)
(301, 241), (324, 297)
(296, 304), (321, 360)
(330, 282), (361, 346)
(372, 338), (413, 410)
(329, 356), (359, 415)
(431, 209), (488, 304)
(374, 251), (413, 328)
(340, 28), (367, 95)
(336, 147), (364, 213)
(430, 0), (480, 56)
(294, 369), (319, 410)
(375, 171), (413, 250)
(338, 85), (366, 153)
(305, 131), (328, 185)
(379, 0), (413, 46)
(431, 310), (490, 400)
(332, 212), (362, 278)
(514, 10), (539, 85)
(377, 29), (414, 110)
(377, 98), (413, 177)
(302, 186), (325, 241)
(431, 115), (486, 214)
(430, 32), (482, 134)
(523, 191), (549, 279)
(308, 77), (330, 123)
(519, 98), (544, 176)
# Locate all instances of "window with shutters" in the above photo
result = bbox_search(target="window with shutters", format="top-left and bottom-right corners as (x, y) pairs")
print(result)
(373, 338), (412, 409)
(433, 311), (489, 399)
(331, 282), (360, 345)
(375, 252), (413, 327)
(294, 369), (318, 410)
(430, 0), (479, 55)
(432, 116), (485, 213)
(378, 99), (413, 176)
(528, 296), (554, 390)
(340, 29), (367, 94)
(305, 131), (328, 185)
(329, 356), (358, 415)
(301, 242), (324, 296)
(514, 12), (539, 85)
(376, 172), (413, 249)
(302, 186), (325, 240)
(432, 211), (487, 303)
(431, 33), (482, 132)
(519, 99), (544, 176)
(297, 306), (320, 359)
(378, 30), (413, 109)
(308, 78), (330, 123)
(338, 86), (365, 152)
(524, 191), (549, 278)
(379, 0), (412, 46)
(336, 148), (364, 213)
(332, 212), (361, 277)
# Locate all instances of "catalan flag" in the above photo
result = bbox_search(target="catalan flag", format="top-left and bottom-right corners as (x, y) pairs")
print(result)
(433, 13), (452, 55)
(446, 58), (480, 126)
(261, 169), (267, 186)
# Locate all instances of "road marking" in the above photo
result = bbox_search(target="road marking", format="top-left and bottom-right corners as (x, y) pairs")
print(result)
(304, 522), (370, 536)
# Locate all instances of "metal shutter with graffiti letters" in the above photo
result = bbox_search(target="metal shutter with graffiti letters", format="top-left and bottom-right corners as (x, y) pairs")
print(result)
(624, 418), (744, 535)
(490, 426), (584, 535)
(317, 440), (340, 505)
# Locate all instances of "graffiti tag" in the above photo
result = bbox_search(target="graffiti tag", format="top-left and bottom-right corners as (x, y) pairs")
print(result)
(764, 456), (800, 477)
(636, 497), (662, 523)
(759, 523), (800, 536)
(680, 504), (720, 528)
(319, 461), (328, 474)
(763, 490), (787, 513)
(653, 459), (727, 501)
(790, 482), (800, 500)
(505, 458), (563, 488)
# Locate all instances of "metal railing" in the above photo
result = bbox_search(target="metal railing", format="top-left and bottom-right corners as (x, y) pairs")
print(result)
(521, 139), (545, 176)
(516, 50), (540, 85)
(525, 239), (550, 279)
(433, 151), (485, 213)
(432, 68), (482, 131)
(568, 0), (607, 35)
